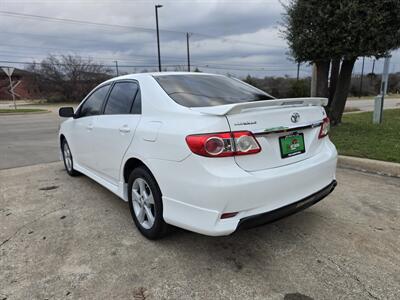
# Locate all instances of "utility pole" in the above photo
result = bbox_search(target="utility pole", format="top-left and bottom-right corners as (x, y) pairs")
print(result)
(371, 59), (375, 75)
(155, 4), (163, 72)
(373, 55), (391, 124)
(296, 62), (300, 81)
(186, 32), (191, 72)
(358, 57), (365, 98)
(310, 63), (317, 97)
(115, 60), (119, 76)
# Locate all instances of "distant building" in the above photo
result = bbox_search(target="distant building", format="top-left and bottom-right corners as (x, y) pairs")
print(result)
(0, 68), (40, 100)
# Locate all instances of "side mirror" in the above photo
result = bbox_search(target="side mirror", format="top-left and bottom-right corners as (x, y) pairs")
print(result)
(59, 107), (75, 118)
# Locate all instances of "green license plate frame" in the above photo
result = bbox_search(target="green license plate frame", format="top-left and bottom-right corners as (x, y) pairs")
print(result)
(279, 132), (306, 158)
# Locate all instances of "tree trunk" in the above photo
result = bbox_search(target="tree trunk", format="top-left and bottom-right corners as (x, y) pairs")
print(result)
(330, 58), (356, 125)
(315, 60), (330, 97)
(328, 58), (341, 107)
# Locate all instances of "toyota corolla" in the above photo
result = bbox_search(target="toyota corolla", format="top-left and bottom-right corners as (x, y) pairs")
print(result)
(58, 72), (337, 239)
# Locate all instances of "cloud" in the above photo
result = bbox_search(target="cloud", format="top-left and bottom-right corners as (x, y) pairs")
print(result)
(0, 0), (396, 78)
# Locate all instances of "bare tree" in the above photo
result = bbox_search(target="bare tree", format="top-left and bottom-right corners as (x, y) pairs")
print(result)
(27, 54), (112, 102)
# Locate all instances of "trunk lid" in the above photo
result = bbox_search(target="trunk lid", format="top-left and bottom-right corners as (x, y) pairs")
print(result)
(191, 98), (328, 172)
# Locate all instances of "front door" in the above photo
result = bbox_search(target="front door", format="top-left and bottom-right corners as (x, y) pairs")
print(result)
(70, 84), (110, 170)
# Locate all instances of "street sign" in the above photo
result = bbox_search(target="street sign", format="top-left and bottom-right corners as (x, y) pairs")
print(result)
(1, 66), (17, 109)
(1, 67), (14, 77)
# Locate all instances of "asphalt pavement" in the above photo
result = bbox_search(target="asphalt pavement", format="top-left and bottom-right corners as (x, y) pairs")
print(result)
(0, 163), (399, 299)
(0, 111), (61, 169)
(1, 103), (399, 299)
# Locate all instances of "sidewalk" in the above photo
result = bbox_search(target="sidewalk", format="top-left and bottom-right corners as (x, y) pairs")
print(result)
(345, 98), (400, 112)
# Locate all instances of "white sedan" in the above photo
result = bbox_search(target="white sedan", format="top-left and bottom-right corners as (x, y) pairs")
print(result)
(59, 72), (337, 239)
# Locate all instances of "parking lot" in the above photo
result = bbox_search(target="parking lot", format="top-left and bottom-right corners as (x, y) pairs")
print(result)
(1, 106), (400, 299)
(1, 162), (399, 299)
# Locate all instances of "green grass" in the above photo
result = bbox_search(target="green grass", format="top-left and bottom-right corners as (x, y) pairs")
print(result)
(347, 94), (400, 101)
(0, 108), (48, 114)
(330, 108), (400, 163)
(344, 107), (361, 113)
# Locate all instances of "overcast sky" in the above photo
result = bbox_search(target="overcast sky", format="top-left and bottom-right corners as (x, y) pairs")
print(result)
(0, 0), (399, 78)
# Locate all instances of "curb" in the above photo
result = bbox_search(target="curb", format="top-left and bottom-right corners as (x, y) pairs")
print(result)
(0, 110), (50, 116)
(338, 155), (400, 178)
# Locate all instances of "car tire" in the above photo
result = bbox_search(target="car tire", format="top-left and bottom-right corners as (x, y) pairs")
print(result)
(61, 139), (79, 177)
(128, 166), (169, 239)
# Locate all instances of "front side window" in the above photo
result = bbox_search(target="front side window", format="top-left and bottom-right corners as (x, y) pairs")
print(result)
(104, 82), (139, 115)
(154, 74), (274, 107)
(79, 84), (110, 117)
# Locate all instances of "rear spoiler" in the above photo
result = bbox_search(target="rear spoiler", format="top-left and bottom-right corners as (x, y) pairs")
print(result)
(190, 97), (328, 116)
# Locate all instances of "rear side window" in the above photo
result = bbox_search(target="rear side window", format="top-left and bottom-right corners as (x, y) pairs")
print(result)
(80, 84), (110, 117)
(104, 82), (139, 115)
(131, 90), (141, 114)
(154, 74), (274, 107)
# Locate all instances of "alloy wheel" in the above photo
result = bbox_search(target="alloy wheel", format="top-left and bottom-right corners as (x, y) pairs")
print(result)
(63, 142), (73, 172)
(131, 178), (155, 229)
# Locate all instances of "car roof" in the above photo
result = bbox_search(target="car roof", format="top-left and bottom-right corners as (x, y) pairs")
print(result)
(104, 71), (224, 83)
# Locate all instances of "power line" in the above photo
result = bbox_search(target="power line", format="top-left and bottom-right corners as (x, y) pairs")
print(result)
(0, 30), (157, 45)
(0, 43), (294, 68)
(0, 59), (303, 72)
(196, 65), (300, 71)
(0, 43), (287, 67)
(0, 49), (184, 62)
(0, 10), (286, 48)
(0, 10), (179, 34)
(0, 59), (183, 68)
(0, 50), (304, 70)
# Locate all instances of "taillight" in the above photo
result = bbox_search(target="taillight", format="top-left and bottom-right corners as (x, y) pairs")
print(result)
(186, 131), (261, 157)
(319, 117), (330, 138)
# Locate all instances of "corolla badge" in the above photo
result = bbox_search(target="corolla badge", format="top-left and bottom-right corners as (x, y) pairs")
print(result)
(234, 121), (257, 126)
(291, 112), (300, 123)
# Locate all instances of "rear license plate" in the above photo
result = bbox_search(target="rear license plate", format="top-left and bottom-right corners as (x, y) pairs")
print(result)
(279, 132), (305, 158)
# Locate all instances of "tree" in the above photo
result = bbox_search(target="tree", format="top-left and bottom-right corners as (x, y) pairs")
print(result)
(282, 0), (400, 124)
(27, 54), (112, 102)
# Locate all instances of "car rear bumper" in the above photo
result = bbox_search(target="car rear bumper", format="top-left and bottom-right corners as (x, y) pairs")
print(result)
(149, 139), (337, 236)
(237, 180), (337, 230)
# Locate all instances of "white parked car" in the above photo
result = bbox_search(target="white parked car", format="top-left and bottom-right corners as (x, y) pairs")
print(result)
(59, 72), (337, 239)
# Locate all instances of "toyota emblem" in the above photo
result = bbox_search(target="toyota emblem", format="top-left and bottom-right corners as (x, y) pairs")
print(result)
(291, 112), (300, 123)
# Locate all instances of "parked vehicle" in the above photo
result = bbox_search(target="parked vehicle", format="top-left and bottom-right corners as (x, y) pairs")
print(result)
(59, 72), (337, 239)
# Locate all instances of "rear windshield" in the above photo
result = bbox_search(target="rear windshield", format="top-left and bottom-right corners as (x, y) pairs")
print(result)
(154, 74), (274, 107)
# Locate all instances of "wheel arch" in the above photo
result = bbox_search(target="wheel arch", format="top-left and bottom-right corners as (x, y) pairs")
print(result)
(123, 157), (156, 184)
(59, 134), (66, 145)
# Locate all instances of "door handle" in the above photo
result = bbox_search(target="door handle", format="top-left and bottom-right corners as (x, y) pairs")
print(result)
(119, 126), (131, 133)
(87, 124), (93, 131)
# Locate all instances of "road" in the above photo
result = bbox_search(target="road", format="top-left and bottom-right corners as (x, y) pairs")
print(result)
(0, 111), (61, 169)
(0, 163), (399, 299)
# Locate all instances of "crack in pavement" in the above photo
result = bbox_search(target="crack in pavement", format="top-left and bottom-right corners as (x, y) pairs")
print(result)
(288, 228), (381, 300)
(0, 207), (64, 249)
(303, 211), (400, 232)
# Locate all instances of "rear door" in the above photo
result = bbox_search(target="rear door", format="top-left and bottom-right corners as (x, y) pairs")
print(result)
(226, 105), (326, 171)
(91, 80), (141, 184)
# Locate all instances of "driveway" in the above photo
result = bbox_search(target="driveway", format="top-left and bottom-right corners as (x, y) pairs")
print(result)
(1, 163), (399, 299)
